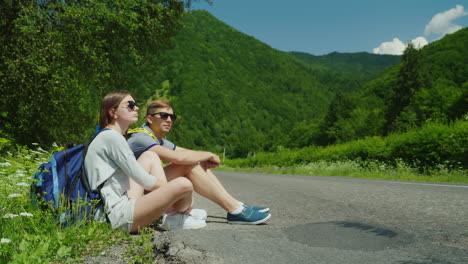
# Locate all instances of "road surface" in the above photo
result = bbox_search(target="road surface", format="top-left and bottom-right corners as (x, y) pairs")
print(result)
(152, 170), (468, 264)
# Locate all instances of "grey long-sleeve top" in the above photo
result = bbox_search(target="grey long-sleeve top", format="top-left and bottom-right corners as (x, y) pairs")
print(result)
(84, 129), (156, 209)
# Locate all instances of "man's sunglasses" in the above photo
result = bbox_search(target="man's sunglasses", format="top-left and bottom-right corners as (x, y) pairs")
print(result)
(127, 101), (139, 110)
(149, 112), (177, 121)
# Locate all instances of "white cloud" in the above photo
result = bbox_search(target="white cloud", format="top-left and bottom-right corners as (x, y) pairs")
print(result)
(411, 36), (429, 49)
(424, 5), (467, 36)
(373, 5), (466, 55)
(373, 38), (406, 55)
(373, 36), (428, 55)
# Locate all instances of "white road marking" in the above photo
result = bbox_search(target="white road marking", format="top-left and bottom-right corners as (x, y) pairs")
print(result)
(387, 181), (468, 188)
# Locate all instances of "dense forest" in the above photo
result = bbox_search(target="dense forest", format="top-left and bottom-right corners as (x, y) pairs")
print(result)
(313, 28), (468, 146)
(1, 5), (466, 164)
(146, 11), (400, 157)
(0, 0), (186, 146)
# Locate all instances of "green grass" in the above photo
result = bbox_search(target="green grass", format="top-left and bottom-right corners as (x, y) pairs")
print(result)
(219, 159), (468, 183)
(0, 144), (156, 263)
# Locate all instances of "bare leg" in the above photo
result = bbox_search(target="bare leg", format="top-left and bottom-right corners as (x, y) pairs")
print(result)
(206, 169), (238, 201)
(164, 164), (240, 212)
(129, 152), (193, 232)
(131, 177), (193, 232)
(128, 151), (167, 199)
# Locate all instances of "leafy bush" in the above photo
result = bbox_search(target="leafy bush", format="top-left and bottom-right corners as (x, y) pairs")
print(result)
(225, 120), (468, 172)
(387, 120), (467, 169)
(0, 137), (11, 152)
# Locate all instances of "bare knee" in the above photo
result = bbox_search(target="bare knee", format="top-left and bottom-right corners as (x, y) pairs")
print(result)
(177, 164), (198, 177)
(138, 151), (167, 184)
(171, 177), (193, 194)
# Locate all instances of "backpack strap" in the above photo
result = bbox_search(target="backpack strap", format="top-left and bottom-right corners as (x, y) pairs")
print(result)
(65, 129), (109, 202)
(128, 127), (158, 141)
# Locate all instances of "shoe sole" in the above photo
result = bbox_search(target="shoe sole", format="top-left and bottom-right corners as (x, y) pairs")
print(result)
(227, 213), (271, 225)
(184, 222), (207, 229)
(160, 222), (207, 230)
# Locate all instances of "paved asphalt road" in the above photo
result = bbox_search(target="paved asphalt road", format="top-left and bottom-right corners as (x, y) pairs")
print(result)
(152, 171), (468, 264)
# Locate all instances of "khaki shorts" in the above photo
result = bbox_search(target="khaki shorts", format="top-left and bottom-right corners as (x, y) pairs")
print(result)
(107, 197), (136, 233)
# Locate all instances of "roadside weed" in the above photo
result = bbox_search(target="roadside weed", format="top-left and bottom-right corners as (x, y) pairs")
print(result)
(220, 159), (468, 183)
(125, 227), (158, 264)
(0, 145), (131, 263)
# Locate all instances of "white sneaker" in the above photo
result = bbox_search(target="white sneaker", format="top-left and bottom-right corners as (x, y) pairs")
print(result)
(160, 213), (207, 230)
(189, 209), (208, 220)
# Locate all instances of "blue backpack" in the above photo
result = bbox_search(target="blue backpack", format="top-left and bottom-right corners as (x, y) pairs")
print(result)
(31, 132), (106, 226)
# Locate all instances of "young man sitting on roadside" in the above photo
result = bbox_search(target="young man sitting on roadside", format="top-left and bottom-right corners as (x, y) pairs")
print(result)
(126, 100), (271, 226)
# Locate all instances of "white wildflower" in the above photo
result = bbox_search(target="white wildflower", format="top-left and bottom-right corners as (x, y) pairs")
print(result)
(8, 193), (23, 198)
(3, 213), (19, 218)
(1, 238), (11, 244)
(36, 146), (47, 153)
(20, 212), (33, 217)
(16, 182), (29, 187)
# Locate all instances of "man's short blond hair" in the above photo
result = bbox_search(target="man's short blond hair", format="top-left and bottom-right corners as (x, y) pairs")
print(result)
(146, 99), (174, 116)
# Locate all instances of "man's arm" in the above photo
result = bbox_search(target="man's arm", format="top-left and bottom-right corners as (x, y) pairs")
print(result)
(149, 145), (220, 167)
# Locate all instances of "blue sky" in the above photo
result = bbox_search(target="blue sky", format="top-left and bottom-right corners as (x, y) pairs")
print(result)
(190, 1), (468, 55)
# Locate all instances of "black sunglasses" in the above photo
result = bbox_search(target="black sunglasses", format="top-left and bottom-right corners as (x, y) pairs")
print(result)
(127, 101), (139, 110)
(150, 112), (177, 121)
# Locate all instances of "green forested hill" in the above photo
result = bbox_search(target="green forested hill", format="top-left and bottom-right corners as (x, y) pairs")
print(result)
(5, 5), (462, 160)
(313, 27), (468, 145)
(289, 51), (401, 80)
(148, 10), (398, 157)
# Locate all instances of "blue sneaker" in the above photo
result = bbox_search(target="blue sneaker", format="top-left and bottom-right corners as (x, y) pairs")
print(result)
(227, 206), (271, 225)
(243, 203), (270, 213)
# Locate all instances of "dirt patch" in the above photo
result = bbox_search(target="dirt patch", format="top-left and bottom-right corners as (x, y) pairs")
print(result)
(153, 231), (224, 264)
(82, 244), (130, 264)
(83, 231), (223, 264)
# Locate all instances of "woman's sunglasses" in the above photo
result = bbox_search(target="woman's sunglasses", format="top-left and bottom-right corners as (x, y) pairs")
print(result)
(150, 112), (177, 121)
(127, 101), (139, 110)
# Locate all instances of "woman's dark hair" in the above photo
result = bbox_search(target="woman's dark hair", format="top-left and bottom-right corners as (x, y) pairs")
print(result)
(99, 91), (134, 129)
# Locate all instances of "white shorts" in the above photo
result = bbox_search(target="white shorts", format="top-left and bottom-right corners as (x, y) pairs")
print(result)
(107, 196), (136, 233)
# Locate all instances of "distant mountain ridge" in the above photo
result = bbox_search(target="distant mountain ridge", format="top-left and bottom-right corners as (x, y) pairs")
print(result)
(148, 10), (402, 156)
(289, 51), (401, 79)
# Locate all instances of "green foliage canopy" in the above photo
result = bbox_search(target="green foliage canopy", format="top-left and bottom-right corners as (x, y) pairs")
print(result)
(0, 0), (184, 146)
(146, 11), (398, 157)
(317, 28), (468, 144)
